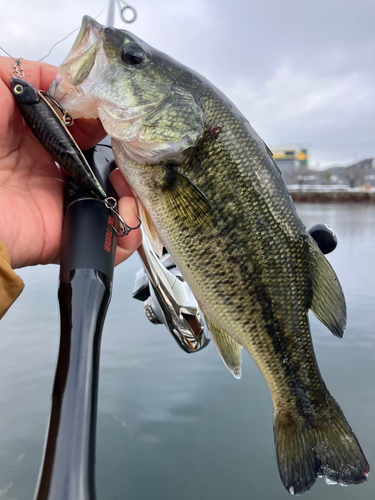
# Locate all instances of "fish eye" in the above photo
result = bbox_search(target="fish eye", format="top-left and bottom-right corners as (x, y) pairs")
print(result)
(121, 44), (144, 65)
(14, 84), (24, 94)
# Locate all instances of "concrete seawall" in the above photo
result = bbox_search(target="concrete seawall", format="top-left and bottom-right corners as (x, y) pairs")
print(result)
(288, 187), (375, 203)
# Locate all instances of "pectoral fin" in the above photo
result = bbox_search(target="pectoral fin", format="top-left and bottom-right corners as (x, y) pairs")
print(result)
(308, 235), (346, 338)
(163, 170), (215, 228)
(204, 315), (242, 379)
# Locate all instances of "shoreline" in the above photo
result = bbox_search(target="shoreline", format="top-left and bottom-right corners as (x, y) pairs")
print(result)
(288, 186), (375, 203)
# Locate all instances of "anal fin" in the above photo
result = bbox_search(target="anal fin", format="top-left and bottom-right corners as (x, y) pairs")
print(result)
(204, 315), (242, 379)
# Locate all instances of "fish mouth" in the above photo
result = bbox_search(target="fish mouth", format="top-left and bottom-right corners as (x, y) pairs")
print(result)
(67, 16), (104, 62)
(49, 16), (106, 117)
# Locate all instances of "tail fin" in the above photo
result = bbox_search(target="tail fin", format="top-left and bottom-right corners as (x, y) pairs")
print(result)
(274, 397), (369, 495)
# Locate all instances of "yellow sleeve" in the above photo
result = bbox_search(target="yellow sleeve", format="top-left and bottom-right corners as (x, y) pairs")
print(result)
(0, 240), (24, 319)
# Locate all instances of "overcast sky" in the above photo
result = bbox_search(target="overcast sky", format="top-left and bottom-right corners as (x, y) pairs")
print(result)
(1, 0), (375, 168)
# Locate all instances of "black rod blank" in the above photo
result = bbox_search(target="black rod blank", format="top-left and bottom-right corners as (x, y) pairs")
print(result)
(34, 146), (117, 500)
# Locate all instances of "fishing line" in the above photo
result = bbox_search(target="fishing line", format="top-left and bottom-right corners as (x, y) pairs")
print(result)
(38, 28), (80, 62)
(0, 47), (25, 79)
(0, 35), (75, 67)
(0, 45), (18, 62)
(38, 2), (109, 62)
(2, 1), (137, 64)
(38, 0), (136, 62)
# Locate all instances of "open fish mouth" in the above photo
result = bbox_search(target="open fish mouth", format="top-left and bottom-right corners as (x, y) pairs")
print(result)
(65, 16), (104, 64)
(49, 16), (106, 118)
(50, 16), (204, 157)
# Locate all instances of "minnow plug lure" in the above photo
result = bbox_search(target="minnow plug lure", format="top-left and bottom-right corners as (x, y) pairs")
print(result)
(10, 75), (140, 236)
(11, 77), (107, 201)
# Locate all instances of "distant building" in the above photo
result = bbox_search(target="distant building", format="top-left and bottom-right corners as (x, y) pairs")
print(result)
(270, 145), (375, 188)
(271, 147), (309, 184)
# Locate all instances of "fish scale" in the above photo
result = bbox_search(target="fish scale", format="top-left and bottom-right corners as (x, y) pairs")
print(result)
(119, 99), (327, 416)
(179, 93), (317, 401)
(50, 16), (369, 494)
(112, 91), (367, 491)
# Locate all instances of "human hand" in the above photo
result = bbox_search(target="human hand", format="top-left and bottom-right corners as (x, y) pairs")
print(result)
(0, 57), (141, 269)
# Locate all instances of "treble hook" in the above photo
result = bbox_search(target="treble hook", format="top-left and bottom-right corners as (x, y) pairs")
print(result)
(104, 197), (141, 236)
(116, 0), (137, 23)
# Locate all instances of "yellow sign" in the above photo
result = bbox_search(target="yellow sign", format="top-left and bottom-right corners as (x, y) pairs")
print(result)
(271, 148), (309, 165)
(272, 149), (296, 160)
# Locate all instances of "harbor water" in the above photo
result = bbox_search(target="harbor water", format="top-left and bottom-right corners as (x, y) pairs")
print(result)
(0, 203), (374, 499)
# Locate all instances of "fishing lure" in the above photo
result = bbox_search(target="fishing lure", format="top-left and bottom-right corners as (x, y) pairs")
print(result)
(10, 67), (140, 236)
(11, 77), (108, 201)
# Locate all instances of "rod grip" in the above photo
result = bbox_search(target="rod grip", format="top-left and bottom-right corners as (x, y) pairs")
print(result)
(34, 145), (118, 500)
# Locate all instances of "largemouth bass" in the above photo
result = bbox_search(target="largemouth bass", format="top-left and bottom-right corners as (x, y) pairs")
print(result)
(50, 16), (369, 494)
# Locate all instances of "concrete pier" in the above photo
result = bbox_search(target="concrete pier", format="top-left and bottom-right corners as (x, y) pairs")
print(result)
(288, 186), (375, 203)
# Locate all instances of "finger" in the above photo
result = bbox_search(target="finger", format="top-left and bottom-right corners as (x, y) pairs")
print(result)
(114, 196), (142, 266)
(109, 168), (135, 198)
(70, 118), (107, 151)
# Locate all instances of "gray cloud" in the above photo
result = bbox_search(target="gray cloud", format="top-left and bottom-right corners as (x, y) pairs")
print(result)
(1, 0), (374, 167)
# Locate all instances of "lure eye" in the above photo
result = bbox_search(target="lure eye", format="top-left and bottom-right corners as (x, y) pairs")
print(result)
(13, 84), (24, 94)
(121, 44), (144, 65)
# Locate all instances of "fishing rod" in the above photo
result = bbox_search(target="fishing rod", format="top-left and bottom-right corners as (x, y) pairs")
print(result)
(9, 52), (140, 500)
(7, 5), (338, 496)
(5, 12), (137, 496)
(32, 7), (136, 495)
(107, 0), (137, 26)
(28, 143), (207, 500)
(33, 145), (119, 500)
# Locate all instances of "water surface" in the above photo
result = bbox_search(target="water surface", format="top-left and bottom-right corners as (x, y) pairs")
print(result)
(0, 203), (374, 499)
